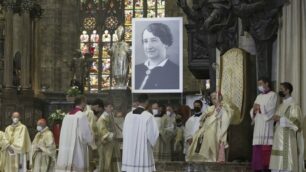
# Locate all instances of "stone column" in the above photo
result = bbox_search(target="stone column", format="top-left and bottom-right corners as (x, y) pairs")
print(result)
(165, 1), (201, 92)
(0, 7), (5, 90)
(35, 0), (60, 92)
(3, 7), (13, 89)
(57, 0), (79, 91)
(21, 11), (32, 90)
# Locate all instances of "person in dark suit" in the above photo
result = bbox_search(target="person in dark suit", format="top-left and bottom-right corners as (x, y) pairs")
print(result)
(135, 23), (179, 90)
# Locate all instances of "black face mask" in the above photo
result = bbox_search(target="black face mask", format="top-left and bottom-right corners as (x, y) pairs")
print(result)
(194, 107), (201, 112)
(278, 91), (285, 97)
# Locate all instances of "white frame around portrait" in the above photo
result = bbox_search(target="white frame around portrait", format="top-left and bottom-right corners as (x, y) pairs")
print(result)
(131, 17), (183, 93)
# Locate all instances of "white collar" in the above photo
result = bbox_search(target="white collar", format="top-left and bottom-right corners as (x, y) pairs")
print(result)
(41, 127), (49, 133)
(283, 96), (293, 104)
(144, 58), (168, 70)
(137, 105), (145, 109)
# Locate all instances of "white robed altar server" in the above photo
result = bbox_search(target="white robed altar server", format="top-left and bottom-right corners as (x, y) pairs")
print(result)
(270, 82), (305, 172)
(184, 100), (204, 160)
(250, 78), (278, 171)
(122, 94), (159, 172)
(56, 96), (95, 172)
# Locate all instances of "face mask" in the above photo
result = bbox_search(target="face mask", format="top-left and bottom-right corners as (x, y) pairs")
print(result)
(152, 109), (159, 115)
(258, 86), (265, 93)
(37, 126), (43, 132)
(278, 91), (285, 97)
(12, 118), (19, 124)
(166, 111), (171, 116)
(194, 107), (201, 112)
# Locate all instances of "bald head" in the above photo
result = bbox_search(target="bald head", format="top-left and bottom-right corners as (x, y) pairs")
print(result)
(11, 112), (20, 118)
(11, 112), (20, 124)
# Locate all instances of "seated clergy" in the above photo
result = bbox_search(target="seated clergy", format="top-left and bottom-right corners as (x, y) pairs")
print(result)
(187, 92), (233, 162)
(31, 118), (56, 172)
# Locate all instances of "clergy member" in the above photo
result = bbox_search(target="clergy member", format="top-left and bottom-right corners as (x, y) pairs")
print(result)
(173, 115), (185, 161)
(91, 98), (104, 118)
(97, 101), (120, 172)
(187, 92), (233, 162)
(154, 104), (176, 161)
(84, 101), (99, 170)
(270, 82), (305, 172)
(152, 102), (163, 160)
(56, 96), (95, 172)
(159, 105), (176, 160)
(88, 99), (104, 171)
(250, 78), (277, 172)
(0, 130), (6, 172)
(31, 118), (56, 172)
(184, 100), (203, 160)
(3, 111), (31, 172)
(122, 94), (159, 172)
(85, 104), (98, 141)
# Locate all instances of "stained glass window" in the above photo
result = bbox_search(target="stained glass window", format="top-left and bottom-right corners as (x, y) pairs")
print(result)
(80, 0), (165, 92)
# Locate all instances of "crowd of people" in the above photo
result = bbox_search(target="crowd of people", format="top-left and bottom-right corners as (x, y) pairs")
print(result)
(0, 80), (304, 172)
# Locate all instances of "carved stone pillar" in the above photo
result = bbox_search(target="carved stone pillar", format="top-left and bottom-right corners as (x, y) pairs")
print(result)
(57, 0), (79, 91)
(35, 0), (60, 92)
(0, 7), (5, 91)
(3, 7), (13, 90)
(21, 11), (32, 90)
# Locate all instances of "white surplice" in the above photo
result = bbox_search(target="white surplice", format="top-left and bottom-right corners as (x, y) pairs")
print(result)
(184, 113), (202, 156)
(56, 111), (94, 172)
(122, 108), (159, 172)
(250, 91), (278, 145)
(269, 97), (305, 172)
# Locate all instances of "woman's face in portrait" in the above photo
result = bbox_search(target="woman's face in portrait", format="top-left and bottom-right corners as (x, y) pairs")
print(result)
(142, 29), (167, 60)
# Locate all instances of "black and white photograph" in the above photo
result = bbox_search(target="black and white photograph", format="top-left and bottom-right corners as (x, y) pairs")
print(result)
(132, 17), (183, 93)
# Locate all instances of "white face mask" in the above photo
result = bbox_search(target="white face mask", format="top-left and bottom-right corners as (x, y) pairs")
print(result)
(37, 126), (43, 132)
(152, 109), (159, 115)
(12, 118), (19, 124)
(258, 86), (265, 93)
(166, 111), (171, 116)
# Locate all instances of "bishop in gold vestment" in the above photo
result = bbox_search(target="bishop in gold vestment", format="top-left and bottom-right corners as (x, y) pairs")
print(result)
(31, 119), (56, 172)
(270, 82), (305, 172)
(4, 112), (31, 172)
(187, 93), (233, 162)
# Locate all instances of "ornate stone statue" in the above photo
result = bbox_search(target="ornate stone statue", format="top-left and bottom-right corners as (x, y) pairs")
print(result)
(70, 50), (86, 92)
(178, 0), (237, 54)
(178, 0), (284, 83)
(177, 0), (238, 90)
(232, 0), (285, 80)
(110, 26), (130, 89)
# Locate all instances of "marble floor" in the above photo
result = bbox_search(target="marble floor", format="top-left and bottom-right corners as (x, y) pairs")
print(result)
(155, 161), (251, 172)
